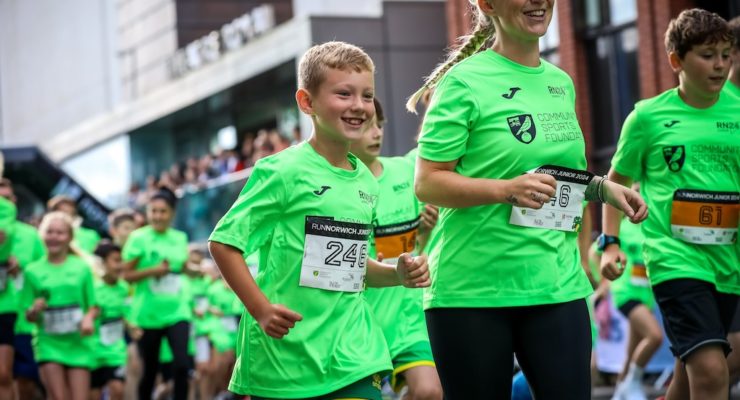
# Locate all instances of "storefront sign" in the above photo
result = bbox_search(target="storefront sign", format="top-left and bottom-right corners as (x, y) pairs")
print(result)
(168, 4), (276, 78)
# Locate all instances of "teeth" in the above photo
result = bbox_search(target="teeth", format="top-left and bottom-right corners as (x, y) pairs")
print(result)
(526, 10), (545, 16)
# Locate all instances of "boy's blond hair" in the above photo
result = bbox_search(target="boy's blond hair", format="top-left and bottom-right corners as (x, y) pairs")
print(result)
(298, 41), (374, 94)
(665, 8), (732, 59)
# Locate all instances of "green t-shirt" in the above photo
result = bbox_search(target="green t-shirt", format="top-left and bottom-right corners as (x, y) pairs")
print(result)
(724, 80), (740, 100)
(122, 226), (191, 328)
(188, 275), (214, 336)
(364, 157), (429, 359)
(610, 219), (654, 308)
(11, 222), (46, 334)
(611, 88), (740, 293)
(21, 255), (97, 368)
(209, 142), (391, 398)
(0, 198), (18, 312)
(75, 226), (101, 254)
(93, 279), (129, 368)
(418, 49), (593, 308)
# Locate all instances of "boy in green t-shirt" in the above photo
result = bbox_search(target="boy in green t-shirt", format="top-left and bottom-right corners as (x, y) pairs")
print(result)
(208, 41), (430, 400)
(349, 98), (442, 399)
(601, 9), (738, 399)
(724, 16), (740, 98)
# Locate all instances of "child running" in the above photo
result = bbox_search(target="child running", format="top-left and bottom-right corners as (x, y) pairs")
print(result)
(601, 9), (739, 400)
(208, 41), (430, 400)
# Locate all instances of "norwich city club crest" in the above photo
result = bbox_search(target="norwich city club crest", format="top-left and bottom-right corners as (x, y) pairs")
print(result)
(507, 114), (537, 144)
(662, 145), (685, 172)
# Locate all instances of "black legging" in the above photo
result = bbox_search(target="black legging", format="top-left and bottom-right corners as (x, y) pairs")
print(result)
(137, 320), (191, 400)
(426, 299), (592, 400)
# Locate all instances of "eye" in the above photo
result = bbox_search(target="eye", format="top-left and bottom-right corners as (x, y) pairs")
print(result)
(336, 91), (350, 97)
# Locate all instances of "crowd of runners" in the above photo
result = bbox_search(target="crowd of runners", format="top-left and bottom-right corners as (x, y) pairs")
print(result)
(0, 1), (738, 400)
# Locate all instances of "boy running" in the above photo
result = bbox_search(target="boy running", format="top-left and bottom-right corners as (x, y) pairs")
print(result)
(208, 41), (430, 400)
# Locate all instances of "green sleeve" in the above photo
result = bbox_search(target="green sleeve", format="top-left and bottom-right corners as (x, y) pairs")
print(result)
(83, 266), (96, 310)
(209, 159), (287, 254)
(30, 231), (46, 265)
(418, 74), (480, 162)
(121, 231), (143, 262)
(19, 268), (38, 313)
(611, 109), (646, 180)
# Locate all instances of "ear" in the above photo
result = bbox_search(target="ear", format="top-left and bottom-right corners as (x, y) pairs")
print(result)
(295, 88), (315, 116)
(668, 51), (682, 73)
(477, 0), (496, 17)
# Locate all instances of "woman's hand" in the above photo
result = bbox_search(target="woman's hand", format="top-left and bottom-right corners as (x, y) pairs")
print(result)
(80, 313), (96, 336)
(26, 298), (47, 322)
(603, 180), (648, 223)
(504, 173), (557, 209)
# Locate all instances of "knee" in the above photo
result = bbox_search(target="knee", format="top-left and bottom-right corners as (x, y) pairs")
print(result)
(687, 352), (729, 390)
(646, 327), (663, 347)
(109, 381), (125, 400)
(406, 382), (444, 400)
(0, 365), (12, 386)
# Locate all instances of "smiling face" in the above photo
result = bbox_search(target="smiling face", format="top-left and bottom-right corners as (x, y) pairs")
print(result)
(486, 0), (554, 43)
(300, 67), (376, 144)
(147, 198), (174, 233)
(43, 218), (73, 258)
(672, 40), (732, 99)
(103, 250), (123, 278)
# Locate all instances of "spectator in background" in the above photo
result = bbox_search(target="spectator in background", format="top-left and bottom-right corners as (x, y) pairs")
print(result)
(235, 133), (255, 171)
(107, 209), (137, 247)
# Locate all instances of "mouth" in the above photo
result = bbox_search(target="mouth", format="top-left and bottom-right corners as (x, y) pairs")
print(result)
(341, 117), (365, 128)
(708, 76), (726, 84)
(523, 9), (546, 19)
(367, 144), (381, 152)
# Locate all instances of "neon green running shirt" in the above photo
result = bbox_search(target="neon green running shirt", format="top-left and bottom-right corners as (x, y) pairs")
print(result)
(93, 279), (129, 368)
(611, 88), (740, 293)
(122, 226), (191, 328)
(418, 49), (593, 309)
(21, 255), (97, 368)
(11, 222), (45, 334)
(0, 197), (17, 313)
(364, 156), (429, 360)
(209, 142), (392, 398)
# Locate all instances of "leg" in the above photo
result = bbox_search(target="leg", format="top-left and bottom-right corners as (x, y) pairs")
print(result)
(124, 342), (142, 400)
(38, 363), (69, 400)
(107, 379), (125, 400)
(728, 332), (740, 383)
(138, 328), (165, 400)
(0, 313), (16, 400)
(514, 299), (592, 400)
(684, 344), (728, 399)
(401, 366), (443, 400)
(425, 307), (514, 400)
(665, 357), (690, 400)
(67, 367), (91, 400)
(629, 305), (663, 367)
(165, 321), (192, 400)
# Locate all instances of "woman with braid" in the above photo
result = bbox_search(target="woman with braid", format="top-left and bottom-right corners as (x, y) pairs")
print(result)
(408, 1), (647, 398)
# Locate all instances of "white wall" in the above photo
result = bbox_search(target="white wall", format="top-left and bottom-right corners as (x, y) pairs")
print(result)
(0, 0), (118, 146)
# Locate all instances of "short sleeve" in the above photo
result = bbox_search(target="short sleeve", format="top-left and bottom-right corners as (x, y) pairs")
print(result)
(208, 159), (286, 254)
(122, 231), (144, 263)
(19, 268), (39, 313)
(418, 74), (480, 162)
(82, 266), (96, 310)
(611, 109), (647, 181)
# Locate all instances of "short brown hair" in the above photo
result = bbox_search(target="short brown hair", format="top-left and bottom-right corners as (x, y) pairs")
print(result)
(298, 41), (374, 94)
(373, 98), (385, 128)
(729, 16), (740, 50)
(47, 195), (76, 212)
(665, 9), (732, 59)
(108, 208), (136, 228)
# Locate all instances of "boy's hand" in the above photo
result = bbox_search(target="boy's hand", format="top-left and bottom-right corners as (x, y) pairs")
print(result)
(419, 205), (439, 234)
(396, 254), (430, 288)
(600, 246), (627, 281)
(255, 303), (303, 339)
(80, 314), (95, 336)
(152, 260), (170, 278)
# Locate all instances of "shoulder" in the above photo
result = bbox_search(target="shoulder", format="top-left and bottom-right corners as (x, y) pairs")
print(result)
(167, 228), (188, 242)
(13, 221), (39, 236)
(128, 226), (152, 241)
(634, 88), (677, 113)
(380, 156), (413, 172)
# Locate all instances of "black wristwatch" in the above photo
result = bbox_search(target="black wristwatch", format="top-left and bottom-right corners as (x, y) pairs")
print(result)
(597, 234), (621, 251)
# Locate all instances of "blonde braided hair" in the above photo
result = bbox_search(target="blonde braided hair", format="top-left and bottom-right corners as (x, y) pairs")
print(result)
(406, 3), (496, 113)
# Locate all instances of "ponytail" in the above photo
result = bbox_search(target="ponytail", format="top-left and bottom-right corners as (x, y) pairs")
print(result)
(406, 9), (495, 113)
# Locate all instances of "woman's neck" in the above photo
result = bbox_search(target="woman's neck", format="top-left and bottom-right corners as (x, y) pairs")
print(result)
(491, 36), (541, 67)
(48, 252), (68, 264)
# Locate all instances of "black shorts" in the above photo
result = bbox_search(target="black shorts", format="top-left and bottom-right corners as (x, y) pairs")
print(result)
(0, 313), (16, 345)
(730, 300), (740, 333)
(13, 334), (39, 380)
(91, 365), (126, 388)
(653, 278), (738, 361)
(618, 299), (644, 318)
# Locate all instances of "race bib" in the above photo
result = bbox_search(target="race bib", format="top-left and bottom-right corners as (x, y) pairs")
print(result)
(43, 305), (83, 335)
(630, 262), (649, 287)
(194, 296), (208, 314)
(671, 190), (739, 245)
(374, 218), (419, 264)
(221, 315), (239, 332)
(509, 166), (593, 232)
(300, 216), (371, 292)
(149, 273), (181, 295)
(100, 318), (124, 346)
